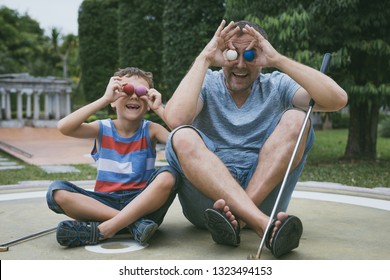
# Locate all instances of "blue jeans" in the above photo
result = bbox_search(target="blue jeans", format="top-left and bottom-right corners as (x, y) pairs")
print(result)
(165, 117), (315, 229)
(46, 166), (179, 225)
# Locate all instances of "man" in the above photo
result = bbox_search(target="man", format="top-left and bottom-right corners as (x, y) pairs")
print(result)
(163, 20), (347, 257)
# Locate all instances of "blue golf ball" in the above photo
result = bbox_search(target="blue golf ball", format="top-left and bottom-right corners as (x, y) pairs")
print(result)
(244, 50), (255, 62)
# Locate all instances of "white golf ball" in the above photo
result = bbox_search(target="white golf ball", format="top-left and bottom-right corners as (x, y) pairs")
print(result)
(226, 49), (238, 60)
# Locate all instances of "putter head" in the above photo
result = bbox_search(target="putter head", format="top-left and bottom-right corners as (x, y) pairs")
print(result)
(247, 254), (260, 260)
(0, 246), (9, 252)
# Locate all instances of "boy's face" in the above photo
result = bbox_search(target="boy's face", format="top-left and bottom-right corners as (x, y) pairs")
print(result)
(111, 76), (149, 120)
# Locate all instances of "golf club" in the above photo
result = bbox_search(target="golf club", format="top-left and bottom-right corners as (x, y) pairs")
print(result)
(0, 227), (56, 252)
(248, 53), (332, 259)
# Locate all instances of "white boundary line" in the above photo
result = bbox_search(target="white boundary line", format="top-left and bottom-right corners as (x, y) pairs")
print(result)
(293, 191), (390, 211)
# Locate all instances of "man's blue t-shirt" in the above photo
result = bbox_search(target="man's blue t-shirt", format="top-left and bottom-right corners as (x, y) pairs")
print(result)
(193, 69), (300, 170)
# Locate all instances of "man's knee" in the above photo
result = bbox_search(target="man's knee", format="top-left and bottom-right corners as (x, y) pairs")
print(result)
(279, 110), (311, 136)
(171, 126), (203, 153)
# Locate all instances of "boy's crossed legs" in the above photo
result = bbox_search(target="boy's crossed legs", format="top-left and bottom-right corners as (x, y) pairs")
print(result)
(47, 167), (178, 247)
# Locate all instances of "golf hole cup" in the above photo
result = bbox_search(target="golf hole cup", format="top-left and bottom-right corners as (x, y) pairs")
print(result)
(226, 49), (238, 61)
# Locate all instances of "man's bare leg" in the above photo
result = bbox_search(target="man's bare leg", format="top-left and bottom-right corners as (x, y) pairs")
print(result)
(172, 127), (269, 236)
(246, 110), (310, 208)
(172, 110), (310, 237)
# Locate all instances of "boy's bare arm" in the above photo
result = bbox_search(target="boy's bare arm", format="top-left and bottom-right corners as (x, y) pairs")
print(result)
(58, 77), (125, 138)
(57, 97), (110, 138)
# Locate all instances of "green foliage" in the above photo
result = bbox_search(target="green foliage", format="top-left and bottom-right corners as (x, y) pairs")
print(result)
(162, 0), (225, 97)
(118, 0), (165, 97)
(379, 117), (390, 138)
(328, 112), (350, 129)
(0, 7), (46, 74)
(0, 5), (81, 88)
(78, 0), (120, 103)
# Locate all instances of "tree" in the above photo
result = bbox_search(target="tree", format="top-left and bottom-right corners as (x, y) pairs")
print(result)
(162, 0), (225, 97)
(308, 0), (390, 160)
(0, 6), (80, 80)
(0, 6), (46, 74)
(78, 0), (119, 103)
(117, 0), (164, 93)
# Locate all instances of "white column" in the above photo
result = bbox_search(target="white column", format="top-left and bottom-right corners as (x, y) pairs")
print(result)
(44, 94), (50, 119)
(17, 92), (23, 119)
(54, 92), (60, 119)
(5, 91), (11, 119)
(65, 92), (71, 116)
(33, 92), (40, 120)
(26, 92), (32, 118)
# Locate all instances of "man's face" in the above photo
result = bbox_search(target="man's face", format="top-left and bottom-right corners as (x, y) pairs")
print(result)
(223, 33), (261, 95)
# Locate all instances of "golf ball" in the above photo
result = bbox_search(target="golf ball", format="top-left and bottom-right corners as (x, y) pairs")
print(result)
(123, 83), (135, 95)
(226, 49), (238, 60)
(244, 50), (255, 62)
(135, 85), (148, 97)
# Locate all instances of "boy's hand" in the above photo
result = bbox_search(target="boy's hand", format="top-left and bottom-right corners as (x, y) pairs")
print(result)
(103, 77), (127, 103)
(141, 88), (163, 112)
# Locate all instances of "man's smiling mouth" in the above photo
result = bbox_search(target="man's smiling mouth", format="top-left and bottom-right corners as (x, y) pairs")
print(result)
(232, 72), (248, 77)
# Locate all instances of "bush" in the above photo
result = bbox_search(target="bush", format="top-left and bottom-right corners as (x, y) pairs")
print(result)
(328, 112), (350, 129)
(379, 117), (390, 138)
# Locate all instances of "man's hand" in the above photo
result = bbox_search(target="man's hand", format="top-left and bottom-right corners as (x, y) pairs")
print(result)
(243, 24), (282, 68)
(199, 20), (240, 67)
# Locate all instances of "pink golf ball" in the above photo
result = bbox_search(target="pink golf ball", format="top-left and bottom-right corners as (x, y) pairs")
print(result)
(135, 85), (148, 97)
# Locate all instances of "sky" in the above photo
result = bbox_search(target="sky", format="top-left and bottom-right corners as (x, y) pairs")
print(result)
(0, 0), (83, 35)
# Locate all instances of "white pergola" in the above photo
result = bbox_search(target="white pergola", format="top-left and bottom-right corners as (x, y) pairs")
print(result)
(0, 73), (72, 127)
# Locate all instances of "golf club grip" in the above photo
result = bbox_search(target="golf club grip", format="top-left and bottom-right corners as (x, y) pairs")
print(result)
(309, 53), (332, 107)
(320, 53), (331, 74)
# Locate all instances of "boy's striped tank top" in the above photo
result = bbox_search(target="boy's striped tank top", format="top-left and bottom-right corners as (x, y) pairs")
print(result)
(91, 119), (156, 192)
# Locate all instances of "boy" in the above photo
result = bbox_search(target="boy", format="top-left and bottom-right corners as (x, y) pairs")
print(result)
(46, 67), (179, 247)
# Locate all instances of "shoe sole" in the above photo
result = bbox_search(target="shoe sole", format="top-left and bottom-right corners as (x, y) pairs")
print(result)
(138, 223), (158, 246)
(271, 216), (303, 258)
(204, 209), (240, 247)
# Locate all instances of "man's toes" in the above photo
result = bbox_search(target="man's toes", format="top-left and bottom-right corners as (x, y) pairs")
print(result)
(276, 212), (288, 222)
(213, 199), (226, 210)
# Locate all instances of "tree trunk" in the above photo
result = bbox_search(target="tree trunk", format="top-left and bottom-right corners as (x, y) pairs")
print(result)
(344, 97), (380, 160)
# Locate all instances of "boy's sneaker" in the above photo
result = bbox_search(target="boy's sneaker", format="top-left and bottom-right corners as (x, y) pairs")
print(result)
(130, 219), (158, 246)
(56, 220), (103, 247)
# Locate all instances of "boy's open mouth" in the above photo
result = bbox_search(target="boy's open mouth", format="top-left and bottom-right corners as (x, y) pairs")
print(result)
(126, 104), (141, 110)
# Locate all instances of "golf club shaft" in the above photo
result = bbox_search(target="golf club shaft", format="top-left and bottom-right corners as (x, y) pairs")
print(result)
(0, 227), (56, 249)
(253, 53), (332, 259)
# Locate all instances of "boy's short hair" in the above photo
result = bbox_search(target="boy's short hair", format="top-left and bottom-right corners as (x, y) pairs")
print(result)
(114, 67), (154, 88)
